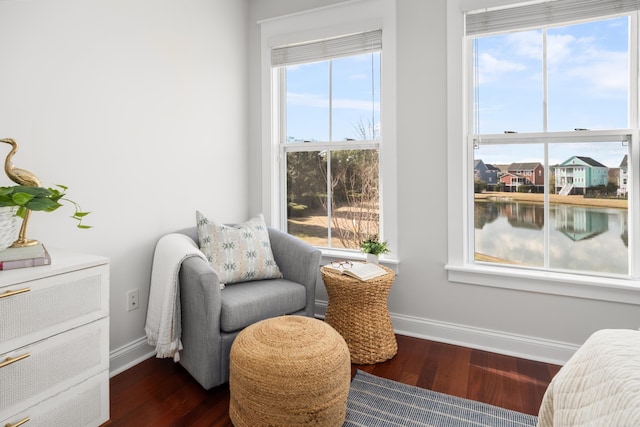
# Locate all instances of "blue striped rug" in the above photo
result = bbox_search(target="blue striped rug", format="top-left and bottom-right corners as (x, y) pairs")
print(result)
(344, 370), (537, 427)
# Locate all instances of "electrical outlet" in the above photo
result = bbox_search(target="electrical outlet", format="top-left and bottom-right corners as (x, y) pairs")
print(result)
(127, 289), (139, 311)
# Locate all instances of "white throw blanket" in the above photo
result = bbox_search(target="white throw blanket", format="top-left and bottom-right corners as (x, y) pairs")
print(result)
(537, 329), (640, 427)
(145, 233), (207, 362)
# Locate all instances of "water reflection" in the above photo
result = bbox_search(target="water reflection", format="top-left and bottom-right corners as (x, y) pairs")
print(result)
(621, 214), (628, 247)
(474, 202), (499, 229)
(555, 206), (607, 241)
(506, 203), (544, 230)
(475, 200), (628, 274)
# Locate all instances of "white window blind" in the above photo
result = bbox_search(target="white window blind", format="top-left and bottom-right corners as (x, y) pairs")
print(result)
(271, 29), (382, 67)
(466, 0), (640, 36)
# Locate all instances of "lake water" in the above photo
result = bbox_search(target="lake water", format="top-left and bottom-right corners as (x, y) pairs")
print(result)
(474, 201), (628, 275)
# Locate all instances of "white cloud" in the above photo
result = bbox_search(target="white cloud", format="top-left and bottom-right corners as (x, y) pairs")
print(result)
(546, 33), (577, 63)
(479, 52), (525, 84)
(552, 38), (628, 93)
(349, 73), (369, 80)
(506, 31), (542, 59)
(524, 32), (629, 94)
(565, 52), (628, 92)
(481, 26), (628, 96)
(287, 92), (379, 111)
(334, 98), (379, 111)
(287, 92), (327, 108)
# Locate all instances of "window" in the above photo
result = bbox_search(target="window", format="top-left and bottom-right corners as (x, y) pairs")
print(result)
(260, 0), (397, 257)
(447, 0), (640, 303)
(274, 31), (382, 250)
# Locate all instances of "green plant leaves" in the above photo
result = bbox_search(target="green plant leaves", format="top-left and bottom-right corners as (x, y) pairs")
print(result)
(360, 234), (390, 255)
(12, 192), (35, 206)
(0, 184), (91, 228)
(25, 197), (62, 212)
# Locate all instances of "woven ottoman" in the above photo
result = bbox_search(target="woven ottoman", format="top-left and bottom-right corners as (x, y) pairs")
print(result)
(229, 315), (351, 427)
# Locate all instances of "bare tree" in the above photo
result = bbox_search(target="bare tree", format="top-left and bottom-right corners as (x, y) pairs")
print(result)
(328, 118), (380, 248)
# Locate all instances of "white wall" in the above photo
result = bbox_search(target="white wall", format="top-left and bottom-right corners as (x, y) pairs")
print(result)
(249, 0), (640, 364)
(0, 0), (250, 373)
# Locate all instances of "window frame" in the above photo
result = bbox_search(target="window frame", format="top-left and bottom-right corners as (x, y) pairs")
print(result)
(275, 48), (381, 251)
(446, 0), (640, 305)
(259, 0), (398, 262)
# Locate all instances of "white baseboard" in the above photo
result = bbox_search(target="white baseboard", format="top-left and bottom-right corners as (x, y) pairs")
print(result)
(109, 336), (156, 377)
(109, 302), (578, 378)
(315, 300), (577, 366)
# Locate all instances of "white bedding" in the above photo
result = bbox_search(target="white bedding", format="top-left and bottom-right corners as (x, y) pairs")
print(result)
(537, 329), (640, 427)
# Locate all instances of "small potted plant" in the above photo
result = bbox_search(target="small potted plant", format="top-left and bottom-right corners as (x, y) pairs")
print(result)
(0, 184), (90, 248)
(360, 234), (389, 264)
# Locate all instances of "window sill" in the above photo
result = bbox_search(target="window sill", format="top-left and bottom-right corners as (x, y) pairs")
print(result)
(446, 263), (640, 305)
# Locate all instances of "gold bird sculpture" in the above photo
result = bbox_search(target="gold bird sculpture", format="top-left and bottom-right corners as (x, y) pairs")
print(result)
(1, 138), (41, 247)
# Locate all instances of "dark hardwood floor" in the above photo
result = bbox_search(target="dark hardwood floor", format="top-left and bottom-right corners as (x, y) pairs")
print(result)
(105, 334), (561, 426)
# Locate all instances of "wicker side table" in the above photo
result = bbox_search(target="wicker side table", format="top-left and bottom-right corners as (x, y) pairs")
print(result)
(321, 264), (397, 364)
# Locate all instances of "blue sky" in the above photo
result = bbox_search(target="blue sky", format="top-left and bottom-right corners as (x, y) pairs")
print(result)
(285, 52), (380, 142)
(474, 16), (629, 168)
(281, 18), (629, 168)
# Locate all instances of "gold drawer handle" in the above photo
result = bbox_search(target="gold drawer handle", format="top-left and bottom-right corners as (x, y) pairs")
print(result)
(5, 416), (29, 427)
(0, 288), (30, 299)
(0, 353), (30, 369)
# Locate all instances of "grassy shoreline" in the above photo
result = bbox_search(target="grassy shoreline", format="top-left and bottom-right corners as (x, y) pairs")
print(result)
(475, 191), (627, 209)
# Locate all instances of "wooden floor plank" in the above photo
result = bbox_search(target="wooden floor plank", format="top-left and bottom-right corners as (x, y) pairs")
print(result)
(430, 342), (472, 399)
(104, 334), (561, 425)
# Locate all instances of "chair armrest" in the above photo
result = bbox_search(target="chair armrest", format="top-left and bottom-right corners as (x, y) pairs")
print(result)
(268, 228), (322, 316)
(179, 256), (223, 327)
(178, 256), (224, 388)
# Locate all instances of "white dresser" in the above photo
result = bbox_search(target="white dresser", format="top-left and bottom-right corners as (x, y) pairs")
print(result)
(0, 249), (110, 427)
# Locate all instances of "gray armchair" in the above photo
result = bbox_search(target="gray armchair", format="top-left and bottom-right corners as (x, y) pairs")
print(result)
(175, 226), (321, 389)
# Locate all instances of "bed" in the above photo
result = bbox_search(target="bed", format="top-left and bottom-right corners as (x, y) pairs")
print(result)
(537, 329), (640, 427)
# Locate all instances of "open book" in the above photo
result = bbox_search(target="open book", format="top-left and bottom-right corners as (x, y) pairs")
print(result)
(323, 262), (387, 281)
